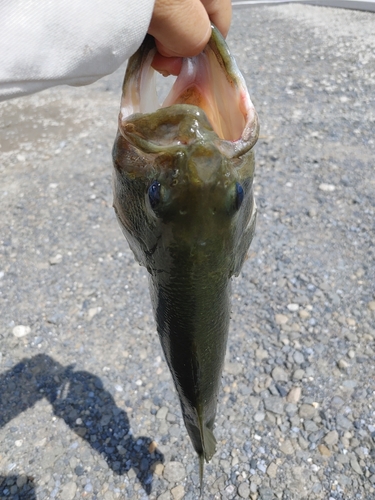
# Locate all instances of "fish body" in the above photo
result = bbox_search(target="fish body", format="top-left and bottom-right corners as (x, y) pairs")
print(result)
(112, 26), (258, 469)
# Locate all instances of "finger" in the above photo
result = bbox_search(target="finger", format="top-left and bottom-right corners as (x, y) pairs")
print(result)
(151, 53), (182, 76)
(148, 0), (211, 58)
(201, 0), (232, 38)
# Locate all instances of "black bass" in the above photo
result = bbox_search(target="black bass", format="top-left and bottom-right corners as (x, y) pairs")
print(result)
(112, 26), (258, 479)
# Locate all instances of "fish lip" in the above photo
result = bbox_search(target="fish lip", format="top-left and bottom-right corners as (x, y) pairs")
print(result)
(119, 25), (259, 157)
(205, 24), (260, 152)
(218, 107), (259, 158)
(118, 105), (259, 160)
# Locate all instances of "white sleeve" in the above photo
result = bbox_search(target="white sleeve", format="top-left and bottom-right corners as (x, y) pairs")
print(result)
(0, 0), (155, 101)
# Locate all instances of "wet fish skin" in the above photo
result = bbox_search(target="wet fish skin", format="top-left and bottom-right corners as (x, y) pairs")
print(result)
(112, 27), (258, 468)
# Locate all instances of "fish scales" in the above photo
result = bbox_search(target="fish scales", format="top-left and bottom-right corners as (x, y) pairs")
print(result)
(112, 25), (259, 483)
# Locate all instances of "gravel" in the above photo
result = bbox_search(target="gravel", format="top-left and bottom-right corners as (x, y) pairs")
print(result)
(162, 463), (186, 484)
(1, 3), (375, 500)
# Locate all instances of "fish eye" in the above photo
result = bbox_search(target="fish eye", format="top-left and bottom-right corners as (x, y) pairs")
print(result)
(148, 181), (161, 209)
(235, 182), (244, 210)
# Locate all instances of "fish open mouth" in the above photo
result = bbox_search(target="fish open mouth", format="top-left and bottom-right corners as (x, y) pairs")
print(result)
(120, 25), (258, 147)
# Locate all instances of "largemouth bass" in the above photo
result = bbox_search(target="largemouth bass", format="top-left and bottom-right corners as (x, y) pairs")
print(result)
(112, 26), (258, 480)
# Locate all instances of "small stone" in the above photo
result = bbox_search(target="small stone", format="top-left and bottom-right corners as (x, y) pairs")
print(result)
(225, 362), (243, 375)
(257, 462), (267, 474)
(319, 183), (336, 192)
(153, 463), (164, 476)
(308, 207), (317, 217)
(337, 454), (350, 465)
(342, 379), (357, 390)
(238, 482), (251, 498)
(304, 420), (318, 432)
(336, 414), (352, 431)
(75, 427), (86, 437)
(299, 309), (310, 320)
(225, 485), (237, 496)
(163, 462), (186, 483)
(74, 465), (84, 476)
(255, 348), (268, 360)
(299, 404), (316, 419)
(350, 458), (363, 475)
(337, 359), (350, 370)
(37, 437), (47, 447)
(212, 475), (227, 492)
(280, 440), (294, 455)
(250, 482), (258, 494)
(271, 366), (288, 382)
(276, 384), (288, 397)
(17, 154), (26, 162)
(87, 307), (101, 320)
(286, 387), (301, 404)
(264, 396), (284, 415)
(285, 403), (298, 416)
(298, 435), (309, 450)
(324, 430), (339, 446)
(103, 493), (115, 500)
(60, 482), (77, 500)
(287, 303), (299, 312)
(157, 492), (171, 500)
(293, 351), (305, 365)
(49, 254), (63, 265)
(156, 407), (168, 419)
(84, 483), (93, 493)
(12, 325), (31, 337)
(318, 444), (331, 457)
(15, 440), (23, 447)
(259, 486), (274, 500)
(171, 485), (185, 500)
(275, 314), (289, 325)
(148, 441), (158, 453)
(254, 376), (272, 393)
(266, 462), (278, 478)
(368, 301), (375, 311)
(293, 369), (305, 380)
(16, 476), (27, 488)
(330, 396), (344, 409)
(254, 411), (265, 422)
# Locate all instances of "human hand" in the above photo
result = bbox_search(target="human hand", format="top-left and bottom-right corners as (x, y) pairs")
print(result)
(148, 0), (232, 75)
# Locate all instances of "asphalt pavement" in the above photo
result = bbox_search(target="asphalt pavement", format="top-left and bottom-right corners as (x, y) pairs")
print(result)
(0, 4), (374, 500)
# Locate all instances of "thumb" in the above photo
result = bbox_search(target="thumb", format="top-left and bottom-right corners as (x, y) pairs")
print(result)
(148, 0), (211, 58)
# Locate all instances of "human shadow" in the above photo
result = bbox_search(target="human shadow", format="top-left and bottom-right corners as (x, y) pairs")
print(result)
(0, 354), (163, 495)
(0, 475), (36, 499)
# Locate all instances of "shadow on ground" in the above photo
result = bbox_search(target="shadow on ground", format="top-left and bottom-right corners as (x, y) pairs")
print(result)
(0, 354), (163, 496)
(0, 475), (36, 499)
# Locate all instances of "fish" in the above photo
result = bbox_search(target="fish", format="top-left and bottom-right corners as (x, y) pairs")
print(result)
(112, 25), (259, 483)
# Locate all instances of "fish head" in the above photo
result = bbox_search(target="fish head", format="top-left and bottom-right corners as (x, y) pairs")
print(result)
(113, 25), (258, 277)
